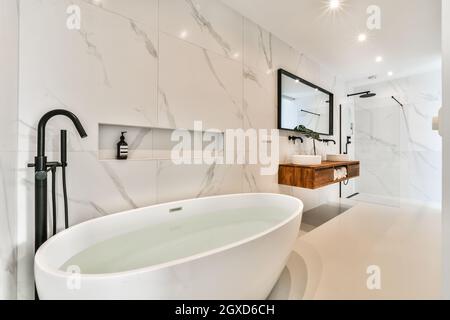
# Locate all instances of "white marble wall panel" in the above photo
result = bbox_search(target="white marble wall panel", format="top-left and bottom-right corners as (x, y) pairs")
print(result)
(19, 0), (159, 153)
(153, 128), (224, 161)
(15, 151), (33, 300)
(50, 153), (158, 224)
(84, 0), (159, 26)
(0, 153), (18, 299)
(0, 0), (19, 300)
(243, 164), (279, 194)
(156, 161), (243, 203)
(159, 0), (243, 61)
(158, 33), (243, 130)
(243, 19), (300, 130)
(405, 151), (442, 203)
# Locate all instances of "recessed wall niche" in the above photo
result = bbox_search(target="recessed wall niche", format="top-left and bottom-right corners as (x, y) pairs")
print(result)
(98, 123), (224, 161)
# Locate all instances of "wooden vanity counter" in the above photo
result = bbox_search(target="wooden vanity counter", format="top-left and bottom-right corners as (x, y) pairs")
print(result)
(279, 161), (360, 189)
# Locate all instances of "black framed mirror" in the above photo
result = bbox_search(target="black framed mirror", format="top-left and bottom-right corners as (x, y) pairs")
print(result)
(278, 69), (334, 136)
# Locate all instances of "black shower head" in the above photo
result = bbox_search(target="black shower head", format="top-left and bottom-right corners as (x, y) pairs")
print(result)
(347, 91), (377, 99)
(360, 92), (377, 98)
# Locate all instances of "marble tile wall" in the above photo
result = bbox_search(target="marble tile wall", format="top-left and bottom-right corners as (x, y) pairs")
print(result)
(354, 69), (442, 205)
(0, 0), (19, 300)
(16, 0), (345, 298)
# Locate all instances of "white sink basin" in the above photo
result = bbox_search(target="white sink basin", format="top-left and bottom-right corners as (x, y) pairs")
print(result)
(327, 154), (350, 162)
(291, 155), (322, 166)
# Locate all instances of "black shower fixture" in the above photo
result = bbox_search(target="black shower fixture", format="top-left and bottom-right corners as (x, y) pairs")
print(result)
(347, 91), (377, 98)
(28, 109), (87, 253)
(392, 96), (404, 107)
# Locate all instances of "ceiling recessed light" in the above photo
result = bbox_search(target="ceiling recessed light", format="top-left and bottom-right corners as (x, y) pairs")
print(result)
(358, 34), (367, 42)
(388, 71), (394, 76)
(375, 56), (383, 63)
(329, 0), (340, 9)
(179, 30), (188, 39)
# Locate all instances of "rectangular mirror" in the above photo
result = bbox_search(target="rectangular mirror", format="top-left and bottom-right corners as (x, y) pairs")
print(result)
(278, 69), (334, 135)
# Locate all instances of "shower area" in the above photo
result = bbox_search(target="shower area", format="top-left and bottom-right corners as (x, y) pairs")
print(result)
(341, 69), (442, 208)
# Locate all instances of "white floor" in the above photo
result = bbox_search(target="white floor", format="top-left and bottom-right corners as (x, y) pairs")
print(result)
(268, 201), (441, 300)
(346, 192), (442, 210)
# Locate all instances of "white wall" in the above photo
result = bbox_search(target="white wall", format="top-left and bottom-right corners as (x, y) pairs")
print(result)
(16, 0), (344, 298)
(0, 0), (18, 300)
(442, 0), (450, 300)
(353, 70), (442, 206)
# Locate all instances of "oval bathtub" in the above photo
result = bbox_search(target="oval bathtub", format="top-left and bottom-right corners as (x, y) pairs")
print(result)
(35, 193), (303, 300)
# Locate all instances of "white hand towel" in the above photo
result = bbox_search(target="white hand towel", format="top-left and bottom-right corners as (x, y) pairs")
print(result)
(334, 168), (348, 181)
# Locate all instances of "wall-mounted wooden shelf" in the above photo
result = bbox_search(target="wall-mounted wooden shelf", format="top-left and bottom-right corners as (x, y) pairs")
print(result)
(279, 161), (360, 189)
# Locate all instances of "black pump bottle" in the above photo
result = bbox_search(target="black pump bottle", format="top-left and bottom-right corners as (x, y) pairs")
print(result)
(116, 131), (128, 160)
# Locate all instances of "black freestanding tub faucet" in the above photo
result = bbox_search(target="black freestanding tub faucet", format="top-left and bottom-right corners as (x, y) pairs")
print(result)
(29, 109), (87, 253)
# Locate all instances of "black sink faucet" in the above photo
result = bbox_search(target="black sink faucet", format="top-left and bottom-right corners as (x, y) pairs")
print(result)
(321, 139), (336, 145)
(288, 136), (304, 144)
(30, 109), (87, 253)
(344, 136), (352, 154)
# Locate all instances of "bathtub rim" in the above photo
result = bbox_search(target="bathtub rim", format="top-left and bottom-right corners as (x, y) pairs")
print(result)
(35, 193), (303, 280)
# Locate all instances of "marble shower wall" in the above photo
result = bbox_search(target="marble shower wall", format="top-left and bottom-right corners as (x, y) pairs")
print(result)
(16, 0), (344, 298)
(354, 70), (442, 205)
(0, 0), (19, 300)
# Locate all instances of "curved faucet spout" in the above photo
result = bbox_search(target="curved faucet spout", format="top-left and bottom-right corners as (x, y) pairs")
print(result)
(37, 109), (88, 157)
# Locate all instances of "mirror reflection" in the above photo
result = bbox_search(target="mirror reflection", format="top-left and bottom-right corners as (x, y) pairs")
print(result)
(278, 70), (333, 135)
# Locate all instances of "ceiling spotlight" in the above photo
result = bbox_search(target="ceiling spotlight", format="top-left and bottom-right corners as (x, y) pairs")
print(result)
(375, 56), (383, 63)
(179, 30), (188, 39)
(358, 34), (367, 42)
(329, 0), (340, 9)
(388, 71), (393, 76)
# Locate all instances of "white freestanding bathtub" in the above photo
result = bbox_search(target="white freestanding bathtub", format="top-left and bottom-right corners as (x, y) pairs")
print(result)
(35, 193), (303, 300)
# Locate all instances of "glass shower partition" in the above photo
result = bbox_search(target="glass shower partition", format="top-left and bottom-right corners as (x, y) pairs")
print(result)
(340, 95), (402, 208)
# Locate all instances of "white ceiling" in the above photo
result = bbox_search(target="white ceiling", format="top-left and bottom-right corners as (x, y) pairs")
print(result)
(221, 0), (442, 83)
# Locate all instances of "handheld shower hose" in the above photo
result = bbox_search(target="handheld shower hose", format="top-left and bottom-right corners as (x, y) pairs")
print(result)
(61, 130), (69, 229)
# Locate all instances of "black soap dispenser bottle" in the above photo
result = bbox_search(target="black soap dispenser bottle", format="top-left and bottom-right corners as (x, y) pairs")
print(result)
(116, 131), (128, 160)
